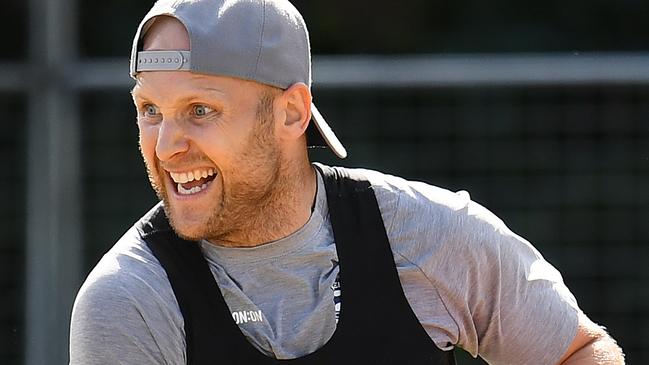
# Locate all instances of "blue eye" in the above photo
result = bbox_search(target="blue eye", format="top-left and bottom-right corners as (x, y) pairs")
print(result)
(143, 104), (158, 116)
(193, 105), (213, 117)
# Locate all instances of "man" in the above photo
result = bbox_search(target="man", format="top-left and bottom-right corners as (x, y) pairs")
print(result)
(69, 0), (624, 364)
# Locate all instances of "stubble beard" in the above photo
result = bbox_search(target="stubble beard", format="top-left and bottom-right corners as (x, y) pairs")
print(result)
(201, 115), (290, 245)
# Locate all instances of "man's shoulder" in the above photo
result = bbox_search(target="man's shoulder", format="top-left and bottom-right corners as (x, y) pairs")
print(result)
(321, 164), (472, 221)
(75, 204), (173, 307)
(322, 164), (513, 259)
(70, 204), (185, 365)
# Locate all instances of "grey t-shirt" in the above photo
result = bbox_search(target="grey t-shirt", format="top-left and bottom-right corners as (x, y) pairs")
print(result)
(70, 165), (579, 364)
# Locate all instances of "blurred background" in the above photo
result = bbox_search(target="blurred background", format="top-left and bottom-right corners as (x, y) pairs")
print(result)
(2, 0), (648, 364)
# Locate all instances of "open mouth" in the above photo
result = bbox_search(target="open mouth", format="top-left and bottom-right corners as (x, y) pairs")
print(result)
(169, 168), (218, 195)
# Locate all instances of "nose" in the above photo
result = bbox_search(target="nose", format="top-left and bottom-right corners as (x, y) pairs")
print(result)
(155, 118), (190, 161)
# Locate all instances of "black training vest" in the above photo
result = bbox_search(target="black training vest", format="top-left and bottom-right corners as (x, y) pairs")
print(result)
(139, 165), (456, 364)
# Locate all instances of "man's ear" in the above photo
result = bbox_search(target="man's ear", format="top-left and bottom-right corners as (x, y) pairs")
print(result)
(276, 83), (311, 141)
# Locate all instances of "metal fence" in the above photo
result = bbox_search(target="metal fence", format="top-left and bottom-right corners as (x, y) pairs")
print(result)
(2, 0), (648, 363)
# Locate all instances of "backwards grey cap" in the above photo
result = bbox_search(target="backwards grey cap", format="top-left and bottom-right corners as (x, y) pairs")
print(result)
(129, 0), (347, 159)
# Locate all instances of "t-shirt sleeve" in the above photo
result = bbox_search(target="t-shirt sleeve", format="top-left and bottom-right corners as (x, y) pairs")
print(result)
(69, 234), (186, 365)
(375, 175), (580, 365)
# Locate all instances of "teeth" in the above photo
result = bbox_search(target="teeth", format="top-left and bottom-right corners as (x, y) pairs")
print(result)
(177, 172), (189, 183)
(177, 182), (211, 195)
(170, 168), (216, 184)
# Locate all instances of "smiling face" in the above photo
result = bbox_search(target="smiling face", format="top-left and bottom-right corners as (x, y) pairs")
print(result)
(132, 16), (293, 244)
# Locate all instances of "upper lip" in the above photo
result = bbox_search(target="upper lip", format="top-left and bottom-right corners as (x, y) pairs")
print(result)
(167, 167), (217, 183)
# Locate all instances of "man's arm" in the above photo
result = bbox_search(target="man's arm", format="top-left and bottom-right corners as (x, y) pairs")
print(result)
(69, 233), (186, 365)
(372, 174), (625, 364)
(557, 312), (624, 365)
(70, 269), (185, 365)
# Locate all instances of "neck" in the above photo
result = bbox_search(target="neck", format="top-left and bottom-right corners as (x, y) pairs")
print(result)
(208, 158), (316, 248)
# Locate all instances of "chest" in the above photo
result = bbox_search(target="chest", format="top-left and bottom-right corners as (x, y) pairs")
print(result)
(143, 166), (456, 364)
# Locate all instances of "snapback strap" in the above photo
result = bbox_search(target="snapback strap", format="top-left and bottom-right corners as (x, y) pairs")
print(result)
(135, 50), (191, 72)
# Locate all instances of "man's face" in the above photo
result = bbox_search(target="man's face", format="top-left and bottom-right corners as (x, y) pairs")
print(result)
(132, 71), (283, 242)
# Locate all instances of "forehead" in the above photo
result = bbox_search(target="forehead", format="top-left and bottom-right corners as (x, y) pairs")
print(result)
(132, 72), (240, 94)
(131, 71), (267, 109)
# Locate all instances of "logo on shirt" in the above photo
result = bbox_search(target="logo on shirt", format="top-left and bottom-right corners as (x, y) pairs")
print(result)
(332, 276), (341, 323)
(231, 310), (263, 324)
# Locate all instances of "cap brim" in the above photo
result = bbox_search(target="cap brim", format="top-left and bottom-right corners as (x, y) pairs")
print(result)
(310, 103), (347, 159)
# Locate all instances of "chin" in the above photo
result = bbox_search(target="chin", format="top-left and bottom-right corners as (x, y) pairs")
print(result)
(170, 219), (209, 241)
(174, 227), (205, 242)
(162, 201), (210, 241)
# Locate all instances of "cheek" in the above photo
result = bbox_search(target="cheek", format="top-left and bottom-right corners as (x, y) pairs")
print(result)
(190, 122), (249, 161)
(138, 124), (159, 162)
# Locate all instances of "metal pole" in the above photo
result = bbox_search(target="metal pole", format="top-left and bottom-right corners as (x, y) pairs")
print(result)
(3, 53), (649, 92)
(25, 0), (81, 363)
